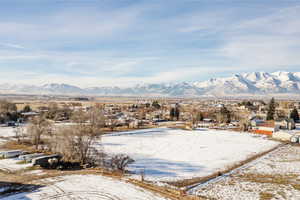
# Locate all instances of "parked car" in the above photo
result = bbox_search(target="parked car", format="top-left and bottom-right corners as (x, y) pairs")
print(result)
(6, 121), (16, 127)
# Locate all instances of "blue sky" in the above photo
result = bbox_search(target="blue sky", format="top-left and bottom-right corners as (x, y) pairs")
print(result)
(0, 0), (299, 87)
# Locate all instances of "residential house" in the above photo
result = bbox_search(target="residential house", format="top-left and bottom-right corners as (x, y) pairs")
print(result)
(275, 118), (296, 130)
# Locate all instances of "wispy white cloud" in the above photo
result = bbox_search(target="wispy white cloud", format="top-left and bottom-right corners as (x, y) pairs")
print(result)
(176, 11), (234, 34)
(0, 1), (299, 87)
(0, 48), (159, 82)
(218, 5), (300, 69)
(0, 43), (25, 50)
(0, 5), (144, 41)
(233, 6), (300, 35)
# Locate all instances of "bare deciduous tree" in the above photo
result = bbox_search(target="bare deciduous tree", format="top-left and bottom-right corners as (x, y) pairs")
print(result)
(28, 115), (52, 149)
(108, 117), (119, 131)
(190, 106), (202, 129)
(50, 107), (105, 164)
(13, 125), (26, 144)
(216, 106), (231, 124)
(52, 126), (95, 164)
(88, 107), (106, 130)
(0, 100), (17, 123)
(110, 154), (134, 171)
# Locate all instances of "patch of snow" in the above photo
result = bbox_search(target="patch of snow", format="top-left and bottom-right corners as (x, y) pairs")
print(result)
(0, 158), (32, 172)
(0, 127), (17, 138)
(0, 138), (6, 145)
(24, 169), (45, 175)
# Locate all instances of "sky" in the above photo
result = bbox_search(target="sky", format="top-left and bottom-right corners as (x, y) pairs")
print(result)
(0, 0), (299, 87)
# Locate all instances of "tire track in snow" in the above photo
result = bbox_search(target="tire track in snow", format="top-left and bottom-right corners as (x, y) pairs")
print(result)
(0, 163), (12, 173)
(40, 191), (122, 200)
(36, 177), (123, 200)
(37, 178), (73, 200)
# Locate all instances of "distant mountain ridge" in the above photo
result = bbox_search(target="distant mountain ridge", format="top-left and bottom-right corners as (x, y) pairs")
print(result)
(1, 71), (300, 97)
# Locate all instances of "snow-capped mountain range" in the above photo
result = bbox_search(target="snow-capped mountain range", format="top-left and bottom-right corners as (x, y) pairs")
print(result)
(1, 71), (300, 97)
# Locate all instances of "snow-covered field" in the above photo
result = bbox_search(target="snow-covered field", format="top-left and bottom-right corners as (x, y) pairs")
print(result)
(101, 128), (279, 182)
(1, 175), (168, 200)
(192, 145), (300, 200)
(0, 138), (6, 145)
(0, 157), (32, 172)
(0, 127), (16, 138)
(0, 126), (33, 172)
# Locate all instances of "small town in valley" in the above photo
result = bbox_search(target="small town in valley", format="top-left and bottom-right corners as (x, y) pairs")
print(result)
(0, 95), (300, 199)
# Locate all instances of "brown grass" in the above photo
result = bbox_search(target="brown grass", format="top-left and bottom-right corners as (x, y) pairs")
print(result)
(292, 184), (300, 191)
(0, 140), (54, 155)
(101, 125), (156, 134)
(238, 173), (298, 185)
(16, 160), (27, 165)
(277, 191), (287, 199)
(0, 140), (34, 152)
(196, 195), (216, 200)
(128, 179), (204, 200)
(259, 192), (274, 200)
(279, 159), (300, 162)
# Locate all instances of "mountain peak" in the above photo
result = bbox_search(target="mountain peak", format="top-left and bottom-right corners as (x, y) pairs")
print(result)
(1, 71), (300, 97)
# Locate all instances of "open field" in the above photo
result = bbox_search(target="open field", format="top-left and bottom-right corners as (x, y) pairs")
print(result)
(1, 175), (168, 200)
(100, 128), (280, 182)
(0, 139), (6, 146)
(0, 157), (33, 173)
(191, 144), (300, 200)
(0, 127), (17, 139)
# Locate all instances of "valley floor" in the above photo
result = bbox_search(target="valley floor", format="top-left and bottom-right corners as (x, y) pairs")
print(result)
(1, 126), (299, 200)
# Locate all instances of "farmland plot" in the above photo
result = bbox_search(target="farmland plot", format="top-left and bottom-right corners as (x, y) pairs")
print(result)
(0, 157), (32, 172)
(191, 145), (300, 200)
(1, 175), (168, 200)
(0, 127), (16, 138)
(0, 138), (5, 145)
(100, 128), (279, 182)
(0, 127), (17, 141)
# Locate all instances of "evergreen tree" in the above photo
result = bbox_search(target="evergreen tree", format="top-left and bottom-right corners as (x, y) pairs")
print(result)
(22, 105), (32, 113)
(290, 107), (299, 122)
(197, 112), (204, 121)
(169, 107), (175, 121)
(266, 97), (276, 120)
(0, 100), (17, 123)
(152, 101), (161, 109)
(175, 107), (180, 121)
(219, 106), (231, 123)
